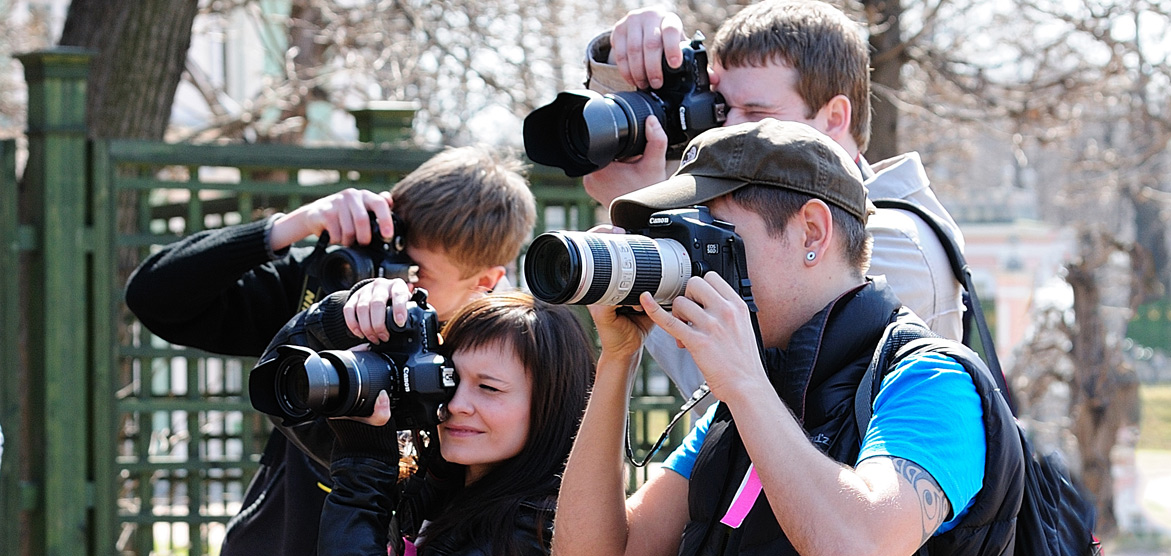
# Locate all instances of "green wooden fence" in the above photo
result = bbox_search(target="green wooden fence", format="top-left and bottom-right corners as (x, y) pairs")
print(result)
(1, 136), (25, 554)
(0, 48), (687, 556)
(1129, 297), (1171, 352)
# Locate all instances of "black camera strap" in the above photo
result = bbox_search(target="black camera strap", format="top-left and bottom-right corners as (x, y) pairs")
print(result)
(625, 312), (766, 467)
(626, 382), (712, 468)
(297, 231), (333, 312)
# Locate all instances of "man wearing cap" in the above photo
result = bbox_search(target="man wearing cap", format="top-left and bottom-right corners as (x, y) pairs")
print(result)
(577, 0), (965, 417)
(552, 120), (1021, 556)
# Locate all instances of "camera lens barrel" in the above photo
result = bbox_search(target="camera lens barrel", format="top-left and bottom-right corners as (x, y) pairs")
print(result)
(275, 349), (396, 419)
(275, 352), (338, 418)
(525, 231), (691, 306)
(251, 292), (455, 428)
(320, 248), (375, 293)
(577, 92), (660, 167)
(524, 89), (666, 178)
(524, 37), (724, 177)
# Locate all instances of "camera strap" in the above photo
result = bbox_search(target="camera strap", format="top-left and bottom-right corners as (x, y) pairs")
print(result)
(297, 231), (333, 312)
(625, 382), (712, 468)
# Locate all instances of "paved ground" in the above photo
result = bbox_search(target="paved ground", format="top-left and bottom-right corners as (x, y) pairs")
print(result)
(1138, 451), (1171, 532)
(1107, 450), (1171, 555)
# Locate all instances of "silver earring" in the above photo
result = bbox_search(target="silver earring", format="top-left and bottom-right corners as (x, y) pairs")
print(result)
(806, 251), (817, 262)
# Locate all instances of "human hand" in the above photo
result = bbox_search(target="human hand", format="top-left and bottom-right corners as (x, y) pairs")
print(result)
(588, 302), (654, 361)
(326, 390), (397, 465)
(640, 273), (766, 402)
(338, 389), (393, 427)
(582, 225), (655, 358)
(610, 8), (686, 90)
(582, 115), (671, 207)
(343, 277), (413, 344)
(269, 188), (394, 251)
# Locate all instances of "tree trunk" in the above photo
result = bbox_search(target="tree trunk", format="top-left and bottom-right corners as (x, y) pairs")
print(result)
(58, 0), (199, 140)
(1065, 230), (1141, 538)
(1128, 185), (1170, 299)
(57, 0), (200, 276)
(263, 0), (329, 145)
(862, 0), (903, 161)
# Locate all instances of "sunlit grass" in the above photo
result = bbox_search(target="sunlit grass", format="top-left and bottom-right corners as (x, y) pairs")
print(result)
(1138, 384), (1171, 451)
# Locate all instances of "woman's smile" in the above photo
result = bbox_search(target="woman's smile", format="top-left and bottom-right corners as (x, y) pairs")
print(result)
(437, 341), (532, 483)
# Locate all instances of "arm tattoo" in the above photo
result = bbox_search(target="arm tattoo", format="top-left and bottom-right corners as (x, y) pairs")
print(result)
(891, 457), (950, 547)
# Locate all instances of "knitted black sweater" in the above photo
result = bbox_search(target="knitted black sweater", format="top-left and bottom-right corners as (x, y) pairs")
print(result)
(124, 216), (313, 356)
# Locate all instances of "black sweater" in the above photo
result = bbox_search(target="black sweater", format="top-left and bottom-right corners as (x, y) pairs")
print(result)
(124, 216), (312, 356)
(123, 216), (331, 556)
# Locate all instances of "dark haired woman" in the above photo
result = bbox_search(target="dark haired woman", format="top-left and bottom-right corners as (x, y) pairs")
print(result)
(317, 289), (595, 556)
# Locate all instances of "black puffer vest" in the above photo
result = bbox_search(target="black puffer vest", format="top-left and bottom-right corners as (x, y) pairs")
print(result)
(677, 280), (1023, 556)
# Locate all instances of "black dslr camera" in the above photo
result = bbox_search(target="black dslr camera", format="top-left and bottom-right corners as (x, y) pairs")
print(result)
(523, 32), (726, 177)
(302, 213), (418, 307)
(250, 289), (457, 431)
(524, 206), (754, 309)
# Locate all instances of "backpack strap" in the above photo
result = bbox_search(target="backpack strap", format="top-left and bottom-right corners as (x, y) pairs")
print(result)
(871, 198), (1015, 415)
(853, 319), (941, 556)
(854, 318), (935, 441)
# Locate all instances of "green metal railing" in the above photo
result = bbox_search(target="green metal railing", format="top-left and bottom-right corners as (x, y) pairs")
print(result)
(1129, 297), (1171, 352)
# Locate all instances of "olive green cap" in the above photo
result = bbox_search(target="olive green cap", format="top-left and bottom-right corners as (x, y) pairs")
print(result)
(610, 119), (868, 229)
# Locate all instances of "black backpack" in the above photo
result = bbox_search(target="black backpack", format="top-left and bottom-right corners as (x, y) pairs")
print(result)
(867, 199), (1102, 556)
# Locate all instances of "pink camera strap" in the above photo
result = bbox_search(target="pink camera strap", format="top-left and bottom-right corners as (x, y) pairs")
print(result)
(720, 463), (762, 528)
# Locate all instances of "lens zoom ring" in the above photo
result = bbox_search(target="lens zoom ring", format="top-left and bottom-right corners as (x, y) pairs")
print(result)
(581, 235), (612, 305)
(620, 239), (662, 305)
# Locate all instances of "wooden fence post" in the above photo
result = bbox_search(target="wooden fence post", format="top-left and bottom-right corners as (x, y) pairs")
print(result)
(16, 47), (96, 556)
(0, 138), (24, 555)
(349, 101), (419, 145)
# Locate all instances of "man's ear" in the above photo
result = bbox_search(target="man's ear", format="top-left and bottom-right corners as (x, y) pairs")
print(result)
(799, 200), (835, 263)
(814, 95), (854, 153)
(475, 265), (508, 292)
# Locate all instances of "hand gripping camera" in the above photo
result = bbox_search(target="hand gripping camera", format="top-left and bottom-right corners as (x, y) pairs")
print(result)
(524, 206), (755, 310)
(301, 213), (419, 309)
(250, 289), (457, 430)
(523, 32), (727, 177)
(526, 206), (762, 467)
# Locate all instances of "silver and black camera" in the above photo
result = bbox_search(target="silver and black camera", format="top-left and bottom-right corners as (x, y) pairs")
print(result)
(524, 206), (752, 307)
(250, 289), (456, 430)
(523, 32), (726, 177)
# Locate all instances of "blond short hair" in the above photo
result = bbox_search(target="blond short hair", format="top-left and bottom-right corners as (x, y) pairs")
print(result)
(391, 146), (536, 277)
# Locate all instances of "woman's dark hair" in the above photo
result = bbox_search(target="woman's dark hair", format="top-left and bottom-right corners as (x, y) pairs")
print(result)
(417, 291), (595, 555)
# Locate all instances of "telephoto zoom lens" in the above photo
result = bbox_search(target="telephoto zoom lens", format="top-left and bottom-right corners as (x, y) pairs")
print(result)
(524, 231), (692, 306)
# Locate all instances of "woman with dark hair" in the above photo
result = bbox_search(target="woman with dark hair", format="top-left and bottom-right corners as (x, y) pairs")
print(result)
(318, 290), (595, 556)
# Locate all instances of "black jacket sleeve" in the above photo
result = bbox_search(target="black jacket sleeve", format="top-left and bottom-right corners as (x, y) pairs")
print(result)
(124, 216), (314, 357)
(319, 455), (401, 556)
(318, 419), (402, 556)
(415, 496), (556, 556)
